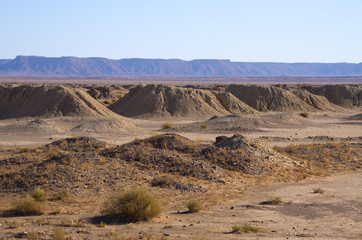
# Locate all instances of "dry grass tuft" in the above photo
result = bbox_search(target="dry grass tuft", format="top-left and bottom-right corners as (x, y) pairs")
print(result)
(53, 227), (66, 240)
(259, 197), (283, 205)
(313, 188), (325, 194)
(4, 220), (19, 229)
(231, 224), (259, 233)
(27, 231), (39, 240)
(12, 198), (45, 215)
(200, 124), (208, 129)
(162, 122), (173, 129)
(32, 187), (47, 202)
(186, 199), (203, 213)
(299, 112), (310, 118)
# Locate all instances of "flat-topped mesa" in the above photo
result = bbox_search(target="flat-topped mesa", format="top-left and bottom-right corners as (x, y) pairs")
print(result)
(108, 84), (259, 119)
(226, 84), (315, 112)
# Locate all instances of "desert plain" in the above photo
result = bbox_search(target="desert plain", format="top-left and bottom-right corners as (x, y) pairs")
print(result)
(0, 79), (361, 239)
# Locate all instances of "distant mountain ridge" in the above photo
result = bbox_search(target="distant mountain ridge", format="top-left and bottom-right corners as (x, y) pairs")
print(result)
(0, 56), (361, 77)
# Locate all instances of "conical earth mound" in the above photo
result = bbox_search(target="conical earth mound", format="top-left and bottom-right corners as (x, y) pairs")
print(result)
(0, 84), (127, 119)
(290, 89), (344, 112)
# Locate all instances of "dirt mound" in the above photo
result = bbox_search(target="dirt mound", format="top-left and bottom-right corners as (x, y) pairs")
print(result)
(304, 85), (362, 108)
(172, 113), (312, 133)
(214, 134), (272, 158)
(212, 91), (259, 115)
(108, 84), (258, 119)
(0, 134), (294, 193)
(290, 89), (344, 112)
(0, 84), (127, 119)
(86, 85), (128, 100)
(226, 84), (314, 112)
(343, 113), (362, 121)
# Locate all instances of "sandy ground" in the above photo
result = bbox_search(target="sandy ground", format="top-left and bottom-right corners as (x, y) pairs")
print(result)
(0, 110), (361, 148)
(0, 170), (360, 239)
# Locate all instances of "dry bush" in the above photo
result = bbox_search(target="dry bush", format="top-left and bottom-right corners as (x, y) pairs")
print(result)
(4, 220), (19, 229)
(200, 124), (208, 129)
(259, 197), (283, 205)
(186, 200), (203, 213)
(32, 187), (47, 202)
(151, 175), (174, 187)
(232, 223), (259, 233)
(102, 188), (161, 223)
(53, 227), (66, 240)
(299, 112), (310, 118)
(12, 198), (45, 215)
(27, 231), (39, 240)
(50, 189), (71, 201)
(313, 188), (325, 194)
(162, 122), (173, 129)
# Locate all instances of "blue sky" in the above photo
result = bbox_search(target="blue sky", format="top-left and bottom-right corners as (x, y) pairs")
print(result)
(1, 0), (361, 62)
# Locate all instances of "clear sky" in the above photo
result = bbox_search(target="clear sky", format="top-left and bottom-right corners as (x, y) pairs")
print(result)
(1, 0), (361, 62)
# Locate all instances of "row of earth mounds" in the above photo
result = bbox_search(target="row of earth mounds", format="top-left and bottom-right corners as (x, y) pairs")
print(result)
(0, 83), (359, 122)
(109, 84), (354, 119)
(0, 134), (293, 194)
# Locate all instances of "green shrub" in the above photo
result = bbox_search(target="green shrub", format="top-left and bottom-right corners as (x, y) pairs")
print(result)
(102, 188), (161, 223)
(13, 198), (45, 215)
(299, 112), (310, 118)
(162, 122), (173, 129)
(32, 187), (46, 202)
(186, 200), (203, 213)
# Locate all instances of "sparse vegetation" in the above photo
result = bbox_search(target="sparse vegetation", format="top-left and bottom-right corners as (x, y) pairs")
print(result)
(313, 188), (325, 194)
(12, 198), (45, 215)
(231, 224), (259, 233)
(101, 188), (161, 222)
(200, 124), (208, 129)
(50, 189), (71, 201)
(32, 187), (47, 202)
(299, 112), (310, 118)
(59, 218), (87, 227)
(186, 199), (203, 213)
